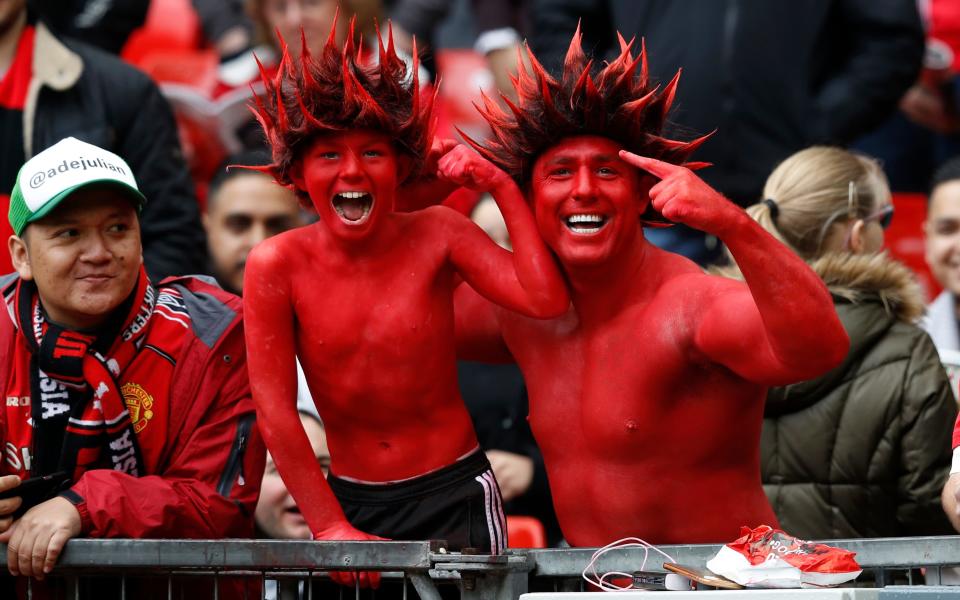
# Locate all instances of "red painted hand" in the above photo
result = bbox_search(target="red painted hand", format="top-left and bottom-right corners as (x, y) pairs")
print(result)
(437, 145), (510, 192)
(619, 150), (739, 236)
(425, 137), (460, 173)
(315, 522), (389, 589)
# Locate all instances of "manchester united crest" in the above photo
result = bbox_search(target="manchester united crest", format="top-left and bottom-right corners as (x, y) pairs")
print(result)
(122, 383), (154, 433)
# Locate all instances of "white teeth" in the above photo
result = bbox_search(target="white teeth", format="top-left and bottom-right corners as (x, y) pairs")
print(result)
(567, 214), (604, 223)
(338, 191), (369, 199)
(564, 213), (607, 234)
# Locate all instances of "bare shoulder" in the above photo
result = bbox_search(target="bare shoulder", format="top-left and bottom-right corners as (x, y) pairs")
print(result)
(400, 205), (475, 240)
(656, 255), (749, 306)
(412, 204), (471, 225)
(246, 226), (314, 271)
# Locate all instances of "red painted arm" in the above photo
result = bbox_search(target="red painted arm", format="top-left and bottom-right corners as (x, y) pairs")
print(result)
(622, 151), (848, 385)
(439, 146), (569, 318)
(697, 214), (848, 384)
(243, 241), (384, 547)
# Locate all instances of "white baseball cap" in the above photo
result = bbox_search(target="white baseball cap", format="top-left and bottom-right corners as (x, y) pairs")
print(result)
(9, 137), (146, 235)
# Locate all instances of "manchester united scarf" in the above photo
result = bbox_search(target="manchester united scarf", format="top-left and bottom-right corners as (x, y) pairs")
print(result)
(14, 267), (154, 480)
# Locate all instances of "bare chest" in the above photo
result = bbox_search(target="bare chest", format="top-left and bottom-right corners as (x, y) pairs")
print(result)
(504, 305), (709, 456)
(290, 256), (454, 365)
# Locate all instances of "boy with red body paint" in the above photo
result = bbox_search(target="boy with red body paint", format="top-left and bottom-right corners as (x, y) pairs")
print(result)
(454, 30), (850, 546)
(242, 22), (569, 586)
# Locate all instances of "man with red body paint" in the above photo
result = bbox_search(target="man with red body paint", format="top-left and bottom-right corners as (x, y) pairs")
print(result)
(454, 30), (851, 546)
(242, 22), (568, 586)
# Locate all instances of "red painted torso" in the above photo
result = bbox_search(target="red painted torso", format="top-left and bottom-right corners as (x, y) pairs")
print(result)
(497, 259), (778, 546)
(267, 214), (478, 482)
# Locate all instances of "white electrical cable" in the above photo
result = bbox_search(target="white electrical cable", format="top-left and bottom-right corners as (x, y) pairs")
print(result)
(581, 537), (679, 592)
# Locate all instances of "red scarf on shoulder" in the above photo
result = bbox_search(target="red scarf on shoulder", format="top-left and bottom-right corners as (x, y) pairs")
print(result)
(14, 267), (153, 480)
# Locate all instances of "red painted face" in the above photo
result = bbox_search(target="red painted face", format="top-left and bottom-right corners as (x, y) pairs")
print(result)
(294, 129), (402, 242)
(531, 136), (648, 267)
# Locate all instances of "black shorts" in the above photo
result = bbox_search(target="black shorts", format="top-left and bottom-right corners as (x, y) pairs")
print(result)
(327, 449), (507, 554)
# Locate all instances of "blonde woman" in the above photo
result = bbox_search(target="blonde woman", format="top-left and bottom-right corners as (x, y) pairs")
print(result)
(732, 146), (957, 538)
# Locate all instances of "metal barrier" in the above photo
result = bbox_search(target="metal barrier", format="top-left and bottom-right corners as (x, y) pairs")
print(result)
(0, 536), (957, 599)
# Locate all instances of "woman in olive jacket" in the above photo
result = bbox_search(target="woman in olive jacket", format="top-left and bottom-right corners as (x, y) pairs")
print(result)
(727, 146), (957, 538)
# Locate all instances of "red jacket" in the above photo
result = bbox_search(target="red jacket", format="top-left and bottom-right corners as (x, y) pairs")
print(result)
(0, 274), (265, 539)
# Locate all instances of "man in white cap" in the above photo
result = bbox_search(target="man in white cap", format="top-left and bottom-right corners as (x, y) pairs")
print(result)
(0, 137), (264, 585)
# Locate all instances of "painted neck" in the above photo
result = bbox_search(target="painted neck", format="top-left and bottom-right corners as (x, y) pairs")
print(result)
(565, 233), (654, 315)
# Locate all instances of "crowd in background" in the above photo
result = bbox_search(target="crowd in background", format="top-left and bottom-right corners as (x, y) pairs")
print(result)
(4, 0), (960, 551)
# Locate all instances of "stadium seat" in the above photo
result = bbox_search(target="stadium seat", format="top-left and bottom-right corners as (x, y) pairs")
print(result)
(886, 192), (938, 299)
(507, 515), (547, 548)
(121, 0), (203, 67)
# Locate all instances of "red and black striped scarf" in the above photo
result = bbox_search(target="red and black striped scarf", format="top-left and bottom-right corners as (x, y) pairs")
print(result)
(14, 267), (154, 480)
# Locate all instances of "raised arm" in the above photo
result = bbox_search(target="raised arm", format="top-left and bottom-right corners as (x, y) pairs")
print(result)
(438, 145), (569, 318)
(244, 241), (383, 588)
(621, 151), (848, 385)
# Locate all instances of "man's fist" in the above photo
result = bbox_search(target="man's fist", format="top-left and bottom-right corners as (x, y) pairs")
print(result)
(438, 145), (510, 192)
(487, 450), (534, 502)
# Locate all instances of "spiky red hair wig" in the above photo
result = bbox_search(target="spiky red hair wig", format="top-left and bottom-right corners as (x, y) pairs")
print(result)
(249, 18), (434, 190)
(464, 26), (710, 225)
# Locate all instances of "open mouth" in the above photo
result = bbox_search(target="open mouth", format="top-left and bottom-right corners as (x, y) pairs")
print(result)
(331, 191), (374, 224)
(564, 213), (609, 235)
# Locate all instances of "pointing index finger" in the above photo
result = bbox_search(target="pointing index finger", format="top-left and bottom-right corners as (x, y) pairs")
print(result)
(618, 150), (679, 179)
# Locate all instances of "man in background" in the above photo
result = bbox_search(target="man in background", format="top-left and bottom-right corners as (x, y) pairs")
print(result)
(203, 151), (307, 296)
(924, 157), (960, 354)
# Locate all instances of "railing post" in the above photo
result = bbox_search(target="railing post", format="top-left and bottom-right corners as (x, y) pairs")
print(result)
(408, 572), (442, 600)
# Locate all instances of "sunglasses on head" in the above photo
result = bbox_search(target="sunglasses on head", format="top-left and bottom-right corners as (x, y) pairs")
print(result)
(863, 204), (894, 230)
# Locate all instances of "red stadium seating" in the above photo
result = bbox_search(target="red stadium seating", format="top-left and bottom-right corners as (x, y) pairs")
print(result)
(506, 515), (547, 548)
(886, 193), (939, 300)
(121, 0), (202, 66)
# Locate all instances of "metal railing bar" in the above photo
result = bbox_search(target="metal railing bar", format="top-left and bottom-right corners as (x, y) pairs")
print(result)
(16, 540), (435, 571)
(527, 536), (960, 576)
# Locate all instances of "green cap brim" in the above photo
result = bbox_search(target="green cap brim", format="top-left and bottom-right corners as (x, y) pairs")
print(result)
(22, 179), (146, 233)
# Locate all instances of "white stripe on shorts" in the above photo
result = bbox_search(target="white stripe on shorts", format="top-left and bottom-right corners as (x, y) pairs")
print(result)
(477, 469), (506, 553)
(486, 470), (508, 552)
(475, 469), (505, 553)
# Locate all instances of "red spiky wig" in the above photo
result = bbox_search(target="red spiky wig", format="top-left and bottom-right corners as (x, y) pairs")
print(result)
(249, 17), (434, 190)
(464, 26), (710, 225)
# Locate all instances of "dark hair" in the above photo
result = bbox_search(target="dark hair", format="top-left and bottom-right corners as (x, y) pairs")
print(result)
(208, 149), (274, 209)
(931, 157), (960, 196)
(465, 26), (709, 225)
(248, 18), (433, 191)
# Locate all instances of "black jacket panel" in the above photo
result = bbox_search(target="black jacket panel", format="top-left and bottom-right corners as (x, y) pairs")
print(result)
(31, 34), (206, 280)
(530, 0), (923, 205)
